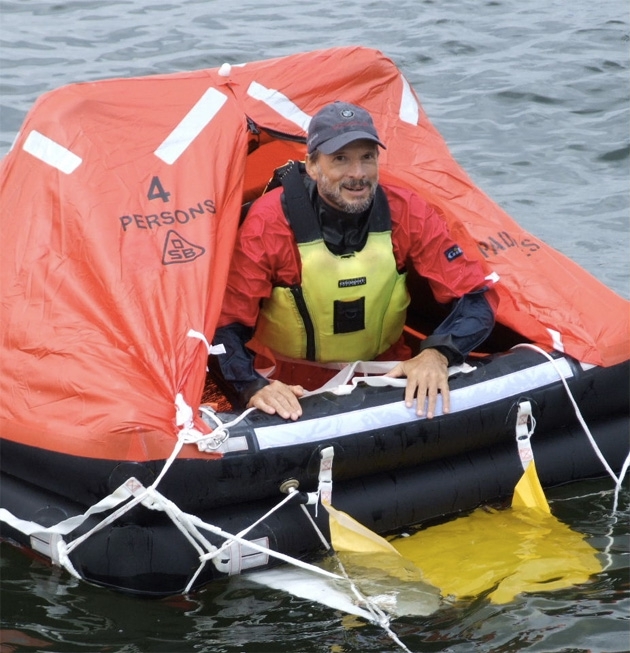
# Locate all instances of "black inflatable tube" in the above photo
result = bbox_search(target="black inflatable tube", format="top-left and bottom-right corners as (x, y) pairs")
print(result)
(1, 351), (628, 515)
(1, 414), (626, 596)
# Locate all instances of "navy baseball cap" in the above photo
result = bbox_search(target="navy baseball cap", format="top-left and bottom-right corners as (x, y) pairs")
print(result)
(307, 101), (386, 154)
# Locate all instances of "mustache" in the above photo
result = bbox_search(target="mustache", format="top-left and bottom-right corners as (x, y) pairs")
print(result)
(342, 179), (373, 190)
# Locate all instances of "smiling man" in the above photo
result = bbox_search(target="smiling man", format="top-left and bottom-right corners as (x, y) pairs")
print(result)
(213, 101), (497, 421)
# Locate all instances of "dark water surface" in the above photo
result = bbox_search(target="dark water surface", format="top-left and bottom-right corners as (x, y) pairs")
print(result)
(1, 480), (628, 652)
(1, 0), (628, 651)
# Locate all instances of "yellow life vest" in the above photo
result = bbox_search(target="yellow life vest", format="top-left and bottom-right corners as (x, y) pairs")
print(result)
(254, 164), (409, 362)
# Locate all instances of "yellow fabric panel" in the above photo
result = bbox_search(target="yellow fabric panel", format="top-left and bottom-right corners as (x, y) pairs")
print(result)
(391, 501), (601, 603)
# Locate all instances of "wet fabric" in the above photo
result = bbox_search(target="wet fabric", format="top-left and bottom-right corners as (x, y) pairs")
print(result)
(392, 462), (601, 604)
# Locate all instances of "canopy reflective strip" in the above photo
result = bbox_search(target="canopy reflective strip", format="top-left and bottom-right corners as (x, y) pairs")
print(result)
(22, 130), (82, 174)
(154, 87), (228, 164)
(254, 357), (574, 450)
(247, 81), (311, 132)
(399, 75), (419, 125)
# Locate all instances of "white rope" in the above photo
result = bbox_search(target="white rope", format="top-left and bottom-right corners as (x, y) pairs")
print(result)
(613, 453), (630, 514)
(300, 448), (412, 653)
(0, 383), (352, 593)
(298, 502), (332, 550)
(190, 514), (342, 581)
(197, 405), (256, 451)
(2, 403), (350, 588)
(41, 472), (348, 589)
(511, 344), (629, 511)
(194, 490), (300, 568)
(54, 391), (221, 565)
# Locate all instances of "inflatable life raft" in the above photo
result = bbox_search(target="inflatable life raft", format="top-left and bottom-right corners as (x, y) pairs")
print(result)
(1, 46), (628, 597)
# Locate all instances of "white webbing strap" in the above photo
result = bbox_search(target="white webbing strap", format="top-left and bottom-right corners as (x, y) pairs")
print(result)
(511, 345), (622, 485)
(0, 384), (245, 581)
(0, 478), (141, 576)
(0, 480), (137, 539)
(0, 374), (363, 593)
(511, 343), (629, 513)
(301, 360), (476, 398)
(197, 405), (257, 452)
(318, 446), (335, 507)
(304, 361), (399, 396)
(307, 447), (412, 651)
(515, 400), (536, 471)
(1, 473), (346, 589)
(187, 328), (224, 356)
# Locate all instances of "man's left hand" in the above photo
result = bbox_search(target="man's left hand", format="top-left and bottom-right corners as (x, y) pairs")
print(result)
(385, 348), (450, 418)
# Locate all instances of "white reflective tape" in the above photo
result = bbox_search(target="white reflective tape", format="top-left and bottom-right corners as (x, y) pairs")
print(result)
(485, 271), (500, 284)
(399, 75), (419, 125)
(23, 130), (82, 174)
(254, 358), (574, 450)
(246, 81), (311, 131)
(547, 328), (565, 353)
(215, 436), (249, 453)
(155, 87), (228, 164)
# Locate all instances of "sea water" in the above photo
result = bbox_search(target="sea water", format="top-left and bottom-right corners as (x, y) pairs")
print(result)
(0, 1), (628, 651)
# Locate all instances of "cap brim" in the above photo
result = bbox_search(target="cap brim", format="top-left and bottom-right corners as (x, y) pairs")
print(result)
(316, 131), (386, 154)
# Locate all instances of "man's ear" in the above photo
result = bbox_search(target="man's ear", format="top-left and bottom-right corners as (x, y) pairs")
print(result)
(304, 154), (317, 179)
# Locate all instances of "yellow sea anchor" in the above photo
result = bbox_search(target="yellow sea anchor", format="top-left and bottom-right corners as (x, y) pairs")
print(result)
(324, 401), (602, 604)
(392, 462), (601, 604)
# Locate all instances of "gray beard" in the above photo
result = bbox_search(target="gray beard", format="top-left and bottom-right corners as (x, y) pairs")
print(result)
(316, 170), (377, 214)
(324, 191), (374, 214)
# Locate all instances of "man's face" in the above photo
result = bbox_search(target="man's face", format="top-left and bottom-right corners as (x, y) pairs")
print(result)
(305, 140), (379, 214)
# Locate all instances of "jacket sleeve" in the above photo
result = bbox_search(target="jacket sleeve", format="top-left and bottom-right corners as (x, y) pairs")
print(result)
(418, 289), (495, 365)
(213, 189), (301, 406)
(388, 186), (498, 364)
(212, 323), (269, 407)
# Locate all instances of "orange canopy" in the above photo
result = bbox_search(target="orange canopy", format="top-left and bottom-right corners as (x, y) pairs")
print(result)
(1, 46), (627, 460)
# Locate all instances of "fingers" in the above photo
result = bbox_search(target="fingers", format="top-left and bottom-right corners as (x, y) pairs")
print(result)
(401, 349), (450, 419)
(246, 350), (450, 421)
(440, 382), (451, 415)
(418, 375), (450, 419)
(247, 381), (304, 421)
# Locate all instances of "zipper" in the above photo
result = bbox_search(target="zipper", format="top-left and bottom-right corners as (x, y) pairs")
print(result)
(290, 285), (316, 361)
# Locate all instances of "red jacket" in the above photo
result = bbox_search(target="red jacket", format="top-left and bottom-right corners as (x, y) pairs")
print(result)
(219, 182), (494, 329)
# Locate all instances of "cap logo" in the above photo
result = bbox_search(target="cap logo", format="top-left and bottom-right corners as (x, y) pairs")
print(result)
(340, 109), (355, 118)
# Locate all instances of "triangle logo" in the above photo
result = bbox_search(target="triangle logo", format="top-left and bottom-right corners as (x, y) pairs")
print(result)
(162, 230), (206, 265)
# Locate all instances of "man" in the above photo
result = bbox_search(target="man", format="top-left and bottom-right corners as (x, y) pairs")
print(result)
(213, 101), (497, 421)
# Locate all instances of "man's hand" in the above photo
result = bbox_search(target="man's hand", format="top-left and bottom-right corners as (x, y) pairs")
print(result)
(247, 380), (304, 421)
(385, 348), (450, 418)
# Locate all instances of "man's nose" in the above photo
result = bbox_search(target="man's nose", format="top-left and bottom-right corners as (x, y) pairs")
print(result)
(347, 159), (367, 177)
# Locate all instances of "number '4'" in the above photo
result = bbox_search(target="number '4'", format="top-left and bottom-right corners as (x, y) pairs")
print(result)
(147, 176), (171, 203)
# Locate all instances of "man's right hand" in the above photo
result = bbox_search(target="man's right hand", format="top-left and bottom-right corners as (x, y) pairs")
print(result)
(247, 380), (304, 421)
